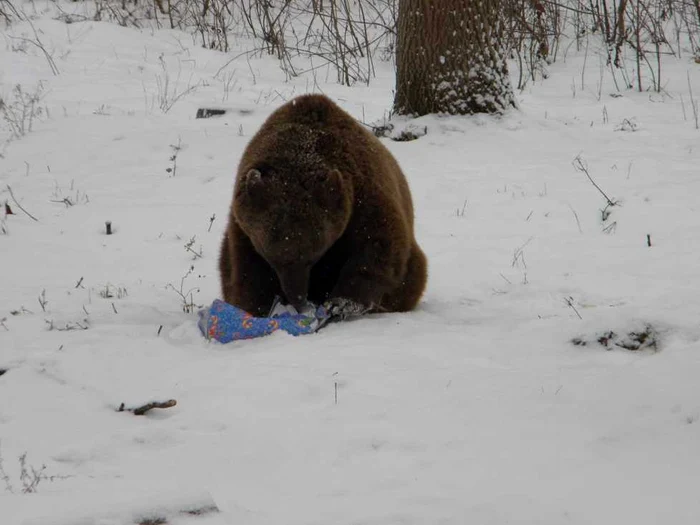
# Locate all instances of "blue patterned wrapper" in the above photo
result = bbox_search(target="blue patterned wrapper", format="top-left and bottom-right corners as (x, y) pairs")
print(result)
(198, 299), (330, 343)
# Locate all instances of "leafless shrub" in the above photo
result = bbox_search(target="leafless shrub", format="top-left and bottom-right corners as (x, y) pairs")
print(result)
(167, 265), (201, 313)
(572, 154), (621, 229)
(0, 444), (69, 494)
(44, 318), (89, 331)
(89, 0), (156, 28)
(50, 180), (90, 207)
(166, 136), (182, 175)
(42, 0), (694, 92)
(88, 0), (395, 86)
(216, 0), (388, 85)
(572, 324), (659, 351)
(0, 0), (21, 25)
(293, 0), (378, 85)
(184, 235), (203, 259)
(7, 13), (60, 75)
(614, 116), (639, 130)
(240, 0), (292, 58)
(99, 283), (128, 299)
(501, 1), (698, 93)
(154, 56), (201, 113)
(504, 0), (564, 88)
(38, 288), (48, 312)
(1, 83), (46, 140)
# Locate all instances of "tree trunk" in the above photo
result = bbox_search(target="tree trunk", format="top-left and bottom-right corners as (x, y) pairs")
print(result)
(394, 0), (516, 116)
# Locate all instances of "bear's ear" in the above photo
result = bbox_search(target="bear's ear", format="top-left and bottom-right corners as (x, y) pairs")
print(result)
(236, 168), (267, 203)
(326, 169), (345, 192)
(241, 168), (263, 185)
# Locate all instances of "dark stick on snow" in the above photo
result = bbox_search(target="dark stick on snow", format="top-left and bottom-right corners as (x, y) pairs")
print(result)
(572, 156), (616, 207)
(4, 202), (13, 215)
(565, 296), (583, 320)
(105, 221), (112, 235)
(157, 325), (163, 336)
(196, 108), (227, 119)
(38, 290), (47, 312)
(118, 399), (177, 416)
(75, 277), (84, 289)
(111, 302), (118, 314)
(647, 234), (652, 247)
(6, 186), (38, 222)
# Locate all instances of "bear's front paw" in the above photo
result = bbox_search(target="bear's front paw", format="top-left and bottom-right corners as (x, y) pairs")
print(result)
(323, 297), (372, 321)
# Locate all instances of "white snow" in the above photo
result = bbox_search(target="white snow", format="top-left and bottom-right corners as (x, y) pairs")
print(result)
(2, 6), (700, 525)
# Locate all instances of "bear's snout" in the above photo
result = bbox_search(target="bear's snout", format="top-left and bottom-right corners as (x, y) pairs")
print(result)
(275, 264), (310, 311)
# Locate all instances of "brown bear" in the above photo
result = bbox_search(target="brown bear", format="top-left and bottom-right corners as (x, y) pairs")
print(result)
(218, 94), (427, 318)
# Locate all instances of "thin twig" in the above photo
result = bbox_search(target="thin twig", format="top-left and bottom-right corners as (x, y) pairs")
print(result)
(6, 186), (38, 221)
(572, 155), (616, 207)
(0, 440), (15, 493)
(118, 399), (177, 416)
(565, 296), (583, 319)
(568, 204), (583, 233)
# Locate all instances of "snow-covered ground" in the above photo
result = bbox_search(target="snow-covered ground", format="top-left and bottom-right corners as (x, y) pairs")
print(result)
(2, 6), (700, 524)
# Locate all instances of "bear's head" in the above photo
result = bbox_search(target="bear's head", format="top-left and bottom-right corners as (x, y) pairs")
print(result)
(233, 163), (352, 309)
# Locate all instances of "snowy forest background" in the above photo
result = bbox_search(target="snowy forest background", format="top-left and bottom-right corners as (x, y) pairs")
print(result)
(1, 1), (700, 524)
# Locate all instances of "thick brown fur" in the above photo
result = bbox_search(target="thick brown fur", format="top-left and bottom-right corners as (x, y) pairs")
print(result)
(219, 94), (427, 316)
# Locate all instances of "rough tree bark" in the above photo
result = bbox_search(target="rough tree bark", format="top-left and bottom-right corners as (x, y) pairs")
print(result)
(394, 0), (516, 116)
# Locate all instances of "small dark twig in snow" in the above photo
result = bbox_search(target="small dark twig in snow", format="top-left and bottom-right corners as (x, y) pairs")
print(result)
(456, 200), (467, 217)
(37, 289), (47, 312)
(572, 155), (617, 208)
(647, 234), (652, 247)
(50, 198), (73, 207)
(167, 265), (200, 313)
(166, 137), (182, 176)
(208, 214), (216, 232)
(602, 221), (617, 234)
(184, 236), (203, 259)
(118, 399), (177, 416)
(6, 186), (38, 222)
(0, 441), (14, 493)
(568, 204), (583, 233)
(565, 296), (583, 319)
